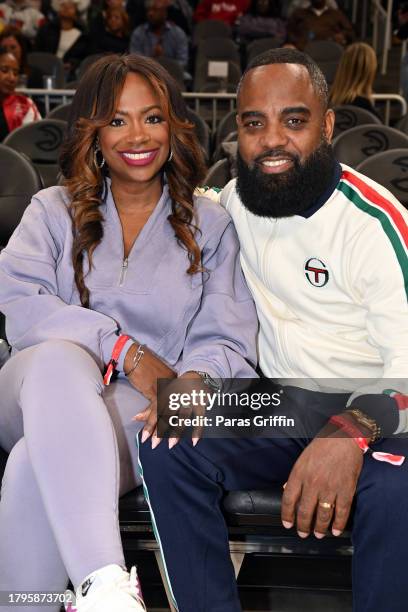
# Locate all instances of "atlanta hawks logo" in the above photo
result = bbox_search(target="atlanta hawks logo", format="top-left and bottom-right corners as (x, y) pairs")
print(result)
(304, 258), (329, 287)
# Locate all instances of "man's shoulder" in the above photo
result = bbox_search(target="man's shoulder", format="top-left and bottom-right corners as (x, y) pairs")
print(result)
(338, 164), (408, 217)
(335, 164), (408, 240)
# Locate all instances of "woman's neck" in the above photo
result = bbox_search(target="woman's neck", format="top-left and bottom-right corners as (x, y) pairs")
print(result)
(110, 175), (164, 215)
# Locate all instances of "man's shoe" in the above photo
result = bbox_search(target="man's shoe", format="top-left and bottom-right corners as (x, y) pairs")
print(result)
(67, 564), (146, 612)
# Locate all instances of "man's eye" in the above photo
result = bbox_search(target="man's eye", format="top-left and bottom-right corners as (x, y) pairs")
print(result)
(146, 114), (164, 124)
(110, 117), (125, 127)
(287, 118), (305, 127)
(245, 120), (262, 128)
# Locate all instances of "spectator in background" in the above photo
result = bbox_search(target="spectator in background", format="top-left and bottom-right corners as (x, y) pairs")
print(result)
(193, 0), (250, 26)
(330, 42), (380, 117)
(0, 0), (44, 40)
(282, 0), (337, 18)
(130, 0), (188, 68)
(237, 0), (286, 42)
(0, 25), (43, 86)
(287, 0), (354, 49)
(35, 0), (89, 80)
(89, 0), (125, 39)
(91, 6), (129, 52)
(0, 46), (40, 141)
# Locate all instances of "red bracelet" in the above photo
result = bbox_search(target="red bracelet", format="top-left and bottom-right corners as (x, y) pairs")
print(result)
(329, 414), (405, 466)
(103, 334), (131, 386)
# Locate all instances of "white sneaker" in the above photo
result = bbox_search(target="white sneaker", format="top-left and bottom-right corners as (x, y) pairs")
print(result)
(66, 564), (146, 612)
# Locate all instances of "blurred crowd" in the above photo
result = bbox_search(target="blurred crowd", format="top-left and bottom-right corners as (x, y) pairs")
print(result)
(0, 0), (356, 82)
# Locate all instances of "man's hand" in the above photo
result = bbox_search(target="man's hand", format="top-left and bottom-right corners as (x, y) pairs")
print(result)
(281, 435), (363, 538)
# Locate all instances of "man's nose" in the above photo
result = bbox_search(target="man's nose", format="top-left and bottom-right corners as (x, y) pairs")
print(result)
(259, 121), (289, 150)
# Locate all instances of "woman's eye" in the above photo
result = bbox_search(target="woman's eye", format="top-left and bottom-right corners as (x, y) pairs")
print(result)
(146, 114), (164, 124)
(110, 117), (125, 127)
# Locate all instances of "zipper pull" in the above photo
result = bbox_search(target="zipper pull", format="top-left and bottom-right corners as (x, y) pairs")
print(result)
(119, 258), (128, 286)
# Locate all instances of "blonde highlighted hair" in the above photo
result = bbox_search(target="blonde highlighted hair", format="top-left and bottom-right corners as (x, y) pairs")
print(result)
(330, 42), (377, 107)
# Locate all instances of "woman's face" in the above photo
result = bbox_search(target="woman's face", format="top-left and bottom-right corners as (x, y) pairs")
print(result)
(58, 1), (77, 20)
(98, 72), (170, 189)
(0, 53), (19, 98)
(106, 9), (124, 32)
(1, 36), (22, 65)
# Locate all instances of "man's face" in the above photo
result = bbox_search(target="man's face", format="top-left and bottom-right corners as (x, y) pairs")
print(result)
(146, 0), (167, 26)
(236, 62), (335, 217)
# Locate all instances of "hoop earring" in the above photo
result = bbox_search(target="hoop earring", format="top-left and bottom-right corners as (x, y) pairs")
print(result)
(167, 149), (173, 162)
(94, 140), (106, 169)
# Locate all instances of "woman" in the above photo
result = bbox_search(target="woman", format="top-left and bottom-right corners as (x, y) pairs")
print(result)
(91, 6), (130, 54)
(0, 46), (41, 141)
(0, 26), (43, 88)
(329, 41), (380, 117)
(0, 54), (257, 612)
(35, 0), (88, 80)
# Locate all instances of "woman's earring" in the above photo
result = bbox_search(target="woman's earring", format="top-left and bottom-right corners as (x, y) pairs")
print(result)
(94, 139), (106, 169)
(167, 149), (173, 162)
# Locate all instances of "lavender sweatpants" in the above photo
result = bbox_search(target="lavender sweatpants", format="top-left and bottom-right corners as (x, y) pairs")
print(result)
(0, 340), (147, 612)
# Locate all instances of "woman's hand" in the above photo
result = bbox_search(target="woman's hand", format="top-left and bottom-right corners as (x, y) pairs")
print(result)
(125, 342), (176, 399)
(126, 342), (176, 444)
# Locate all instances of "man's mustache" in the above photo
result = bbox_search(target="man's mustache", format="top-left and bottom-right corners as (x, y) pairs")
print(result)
(253, 149), (300, 165)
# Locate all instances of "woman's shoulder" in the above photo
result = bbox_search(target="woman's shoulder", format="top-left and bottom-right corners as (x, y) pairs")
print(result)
(29, 185), (72, 222)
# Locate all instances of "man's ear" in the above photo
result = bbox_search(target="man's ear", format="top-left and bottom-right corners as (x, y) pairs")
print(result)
(323, 108), (335, 143)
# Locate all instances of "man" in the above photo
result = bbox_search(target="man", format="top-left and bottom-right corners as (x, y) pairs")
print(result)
(129, 0), (188, 68)
(139, 49), (408, 611)
(193, 0), (250, 26)
(287, 0), (354, 49)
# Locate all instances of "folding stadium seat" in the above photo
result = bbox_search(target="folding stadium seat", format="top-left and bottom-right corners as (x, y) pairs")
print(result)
(246, 37), (281, 66)
(185, 107), (211, 160)
(27, 52), (66, 89)
(47, 103), (72, 121)
(356, 148), (408, 208)
(77, 53), (107, 80)
(214, 109), (238, 150)
(304, 40), (344, 85)
(192, 19), (232, 46)
(333, 105), (382, 139)
(204, 157), (232, 188)
(0, 144), (42, 249)
(194, 37), (241, 92)
(3, 119), (67, 188)
(155, 57), (186, 90)
(332, 124), (408, 168)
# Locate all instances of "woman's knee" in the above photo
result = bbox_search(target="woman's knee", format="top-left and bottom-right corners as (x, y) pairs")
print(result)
(23, 340), (103, 392)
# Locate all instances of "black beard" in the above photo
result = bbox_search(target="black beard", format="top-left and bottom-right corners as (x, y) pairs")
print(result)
(236, 141), (336, 218)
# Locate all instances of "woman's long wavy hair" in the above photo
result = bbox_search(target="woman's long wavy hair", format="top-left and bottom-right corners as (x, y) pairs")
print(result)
(329, 42), (377, 107)
(60, 54), (207, 308)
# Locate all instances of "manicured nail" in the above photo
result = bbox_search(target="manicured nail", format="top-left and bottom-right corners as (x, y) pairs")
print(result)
(192, 437), (200, 446)
(282, 482), (287, 489)
(282, 521), (292, 529)
(168, 438), (178, 449)
(151, 435), (161, 449)
(332, 528), (342, 537)
(314, 532), (325, 539)
(298, 531), (309, 538)
(141, 430), (150, 443)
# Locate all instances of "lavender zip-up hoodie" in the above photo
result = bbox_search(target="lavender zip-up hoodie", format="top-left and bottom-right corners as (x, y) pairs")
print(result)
(0, 181), (258, 379)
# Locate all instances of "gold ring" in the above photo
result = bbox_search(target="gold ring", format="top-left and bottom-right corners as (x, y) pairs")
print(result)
(318, 501), (334, 510)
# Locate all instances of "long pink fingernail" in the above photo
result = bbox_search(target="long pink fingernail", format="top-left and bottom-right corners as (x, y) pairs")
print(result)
(192, 438), (200, 446)
(168, 438), (178, 449)
(332, 528), (342, 537)
(141, 430), (150, 443)
(282, 521), (293, 529)
(151, 436), (161, 449)
(314, 532), (325, 539)
(298, 531), (309, 538)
